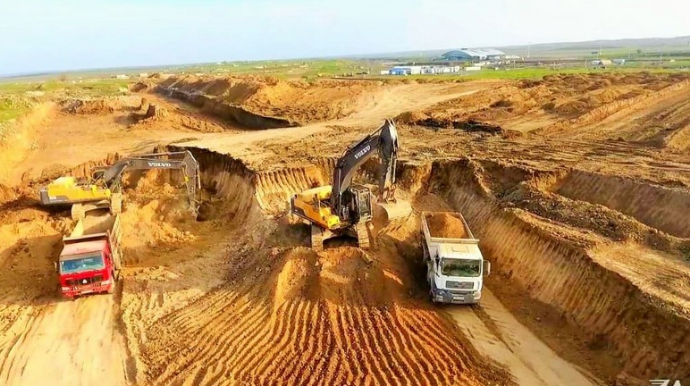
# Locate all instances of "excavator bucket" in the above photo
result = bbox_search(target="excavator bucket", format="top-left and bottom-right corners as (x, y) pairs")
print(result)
(377, 200), (412, 220)
(372, 199), (412, 231)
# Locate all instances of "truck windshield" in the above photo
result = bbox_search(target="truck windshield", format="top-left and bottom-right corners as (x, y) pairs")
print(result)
(440, 258), (481, 277)
(60, 253), (105, 274)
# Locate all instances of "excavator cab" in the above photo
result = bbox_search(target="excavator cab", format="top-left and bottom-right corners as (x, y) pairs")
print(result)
(350, 185), (373, 223)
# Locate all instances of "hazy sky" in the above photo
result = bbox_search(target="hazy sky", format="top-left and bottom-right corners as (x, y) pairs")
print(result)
(0, 0), (687, 75)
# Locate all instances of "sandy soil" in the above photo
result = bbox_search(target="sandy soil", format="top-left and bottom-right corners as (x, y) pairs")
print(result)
(0, 297), (130, 386)
(426, 212), (468, 238)
(447, 290), (599, 386)
(3, 72), (690, 386)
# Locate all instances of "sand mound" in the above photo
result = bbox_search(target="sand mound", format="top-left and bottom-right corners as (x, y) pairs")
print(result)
(394, 110), (430, 125)
(426, 212), (468, 238)
(61, 97), (141, 115)
(63, 99), (116, 114)
(140, 244), (509, 386)
(275, 247), (320, 304)
(119, 181), (198, 264)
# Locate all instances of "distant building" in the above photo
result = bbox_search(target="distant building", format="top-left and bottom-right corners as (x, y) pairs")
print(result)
(390, 66), (422, 75)
(612, 59), (626, 66)
(441, 48), (506, 61)
(591, 59), (613, 67)
(384, 65), (461, 75)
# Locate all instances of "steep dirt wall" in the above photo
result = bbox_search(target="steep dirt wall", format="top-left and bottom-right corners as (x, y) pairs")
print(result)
(166, 146), (263, 224)
(429, 159), (690, 381)
(167, 146), (333, 220)
(0, 102), (57, 186)
(554, 170), (690, 238)
(161, 88), (297, 129)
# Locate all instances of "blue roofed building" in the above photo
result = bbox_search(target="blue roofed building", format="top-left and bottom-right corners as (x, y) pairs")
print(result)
(441, 48), (506, 61)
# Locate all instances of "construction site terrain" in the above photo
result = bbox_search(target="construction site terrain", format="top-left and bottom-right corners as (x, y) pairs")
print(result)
(2, 72), (690, 386)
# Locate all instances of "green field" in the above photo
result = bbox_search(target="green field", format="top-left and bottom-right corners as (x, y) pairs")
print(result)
(0, 78), (130, 96)
(0, 40), (688, 127)
(0, 78), (130, 125)
(0, 98), (30, 123)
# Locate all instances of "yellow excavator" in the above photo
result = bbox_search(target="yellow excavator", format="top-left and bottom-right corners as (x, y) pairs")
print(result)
(40, 151), (201, 220)
(290, 119), (410, 251)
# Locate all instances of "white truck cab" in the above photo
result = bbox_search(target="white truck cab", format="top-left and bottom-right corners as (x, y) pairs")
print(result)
(421, 212), (491, 304)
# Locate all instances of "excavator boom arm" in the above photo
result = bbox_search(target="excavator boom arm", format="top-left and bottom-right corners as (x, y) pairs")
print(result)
(330, 119), (399, 213)
(100, 151), (201, 213)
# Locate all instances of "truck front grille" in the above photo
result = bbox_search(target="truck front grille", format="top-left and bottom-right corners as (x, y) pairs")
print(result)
(446, 281), (473, 289)
(66, 275), (104, 286)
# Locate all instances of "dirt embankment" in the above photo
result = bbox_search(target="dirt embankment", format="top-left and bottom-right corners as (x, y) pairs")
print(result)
(550, 169), (690, 239)
(399, 72), (690, 135)
(0, 102), (57, 187)
(60, 96), (142, 115)
(156, 75), (382, 128)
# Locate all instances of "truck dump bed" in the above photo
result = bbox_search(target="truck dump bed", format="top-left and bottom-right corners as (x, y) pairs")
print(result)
(68, 213), (117, 239)
(63, 213), (121, 259)
(422, 212), (475, 240)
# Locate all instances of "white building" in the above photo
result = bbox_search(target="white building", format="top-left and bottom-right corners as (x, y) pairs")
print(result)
(386, 65), (461, 75)
(390, 66), (422, 75)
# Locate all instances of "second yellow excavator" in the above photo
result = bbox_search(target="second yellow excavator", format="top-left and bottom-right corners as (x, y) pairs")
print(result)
(40, 151), (201, 220)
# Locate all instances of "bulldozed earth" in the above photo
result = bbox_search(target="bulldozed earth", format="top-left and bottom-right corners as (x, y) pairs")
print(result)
(2, 72), (690, 386)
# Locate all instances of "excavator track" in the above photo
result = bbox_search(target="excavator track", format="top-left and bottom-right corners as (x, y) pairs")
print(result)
(311, 223), (325, 252)
(355, 222), (370, 250)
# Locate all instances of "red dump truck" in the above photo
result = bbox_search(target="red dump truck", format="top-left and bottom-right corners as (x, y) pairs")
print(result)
(57, 213), (122, 298)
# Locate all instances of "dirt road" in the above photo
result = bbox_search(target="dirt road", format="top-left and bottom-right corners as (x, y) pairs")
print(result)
(447, 290), (600, 386)
(0, 297), (129, 386)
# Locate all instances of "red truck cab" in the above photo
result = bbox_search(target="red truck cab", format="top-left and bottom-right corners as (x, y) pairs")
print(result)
(57, 214), (122, 299)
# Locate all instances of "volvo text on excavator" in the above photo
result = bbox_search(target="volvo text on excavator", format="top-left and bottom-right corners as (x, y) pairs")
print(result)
(40, 151), (201, 220)
(290, 119), (410, 251)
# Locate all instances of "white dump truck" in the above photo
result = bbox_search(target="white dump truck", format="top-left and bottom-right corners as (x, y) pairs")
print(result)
(421, 211), (490, 304)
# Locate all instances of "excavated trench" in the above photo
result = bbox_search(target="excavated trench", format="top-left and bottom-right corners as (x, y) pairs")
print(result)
(122, 148), (690, 384)
(549, 169), (690, 238)
(7, 144), (690, 385)
(128, 147), (512, 386)
(158, 87), (298, 129)
(426, 158), (690, 382)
